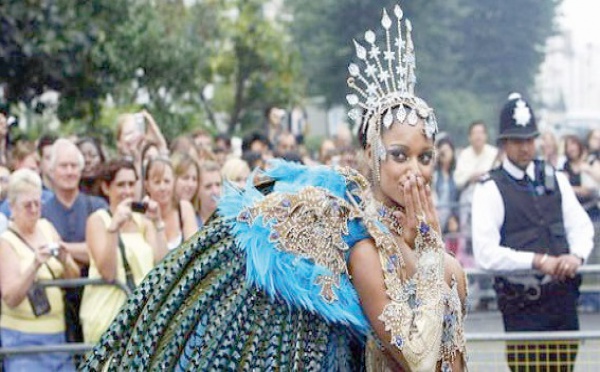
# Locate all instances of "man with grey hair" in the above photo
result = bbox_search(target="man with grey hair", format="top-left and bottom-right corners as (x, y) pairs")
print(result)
(42, 138), (107, 344)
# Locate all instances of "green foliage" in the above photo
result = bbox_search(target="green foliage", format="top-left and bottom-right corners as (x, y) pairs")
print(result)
(1, 0), (302, 141)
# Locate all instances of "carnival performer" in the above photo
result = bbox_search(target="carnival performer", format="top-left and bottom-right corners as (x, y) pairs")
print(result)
(80, 5), (467, 371)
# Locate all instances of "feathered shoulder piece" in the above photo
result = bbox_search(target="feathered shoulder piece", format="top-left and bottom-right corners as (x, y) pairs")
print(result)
(218, 160), (371, 334)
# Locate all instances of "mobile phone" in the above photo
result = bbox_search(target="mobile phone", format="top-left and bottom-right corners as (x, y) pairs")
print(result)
(134, 113), (146, 133)
(131, 201), (148, 213)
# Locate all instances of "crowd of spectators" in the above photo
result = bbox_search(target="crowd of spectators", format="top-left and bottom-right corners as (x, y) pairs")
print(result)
(0, 103), (598, 369)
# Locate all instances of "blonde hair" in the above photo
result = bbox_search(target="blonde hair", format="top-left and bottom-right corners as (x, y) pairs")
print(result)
(9, 141), (38, 171)
(221, 158), (250, 185)
(171, 152), (200, 211)
(7, 168), (42, 205)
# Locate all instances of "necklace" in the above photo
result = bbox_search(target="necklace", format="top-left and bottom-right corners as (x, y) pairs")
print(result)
(375, 202), (404, 236)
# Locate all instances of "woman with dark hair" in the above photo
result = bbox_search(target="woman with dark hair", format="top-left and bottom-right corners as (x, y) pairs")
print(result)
(76, 137), (105, 196)
(81, 5), (466, 371)
(79, 159), (167, 343)
(434, 136), (459, 231)
(562, 134), (600, 220)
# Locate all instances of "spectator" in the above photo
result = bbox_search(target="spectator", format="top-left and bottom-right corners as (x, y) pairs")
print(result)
(172, 152), (201, 225)
(144, 157), (197, 250)
(197, 161), (222, 227)
(333, 125), (353, 149)
(37, 133), (58, 191)
(191, 128), (214, 152)
(213, 133), (232, 166)
(42, 139), (108, 344)
(264, 106), (286, 144)
(539, 130), (564, 169)
(561, 134), (600, 221)
(115, 111), (168, 173)
(587, 128), (600, 160)
(80, 159), (167, 343)
(241, 131), (271, 157)
(76, 137), (105, 197)
(318, 139), (337, 165)
(0, 163), (10, 203)
(0, 169), (79, 371)
(221, 157), (250, 189)
(0, 104), (12, 165)
(214, 133), (232, 154)
(434, 136), (459, 230)
(273, 131), (297, 158)
(472, 93), (594, 371)
(241, 151), (265, 172)
(454, 120), (498, 243)
(0, 141), (53, 218)
(8, 140), (39, 173)
(584, 128), (600, 184)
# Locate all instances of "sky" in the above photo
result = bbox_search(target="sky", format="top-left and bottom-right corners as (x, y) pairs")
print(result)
(560, 0), (600, 46)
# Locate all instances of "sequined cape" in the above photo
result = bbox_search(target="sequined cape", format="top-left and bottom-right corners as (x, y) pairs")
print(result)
(80, 161), (371, 371)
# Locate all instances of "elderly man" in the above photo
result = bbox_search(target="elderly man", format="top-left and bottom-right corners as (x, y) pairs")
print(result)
(42, 138), (107, 343)
(472, 93), (594, 371)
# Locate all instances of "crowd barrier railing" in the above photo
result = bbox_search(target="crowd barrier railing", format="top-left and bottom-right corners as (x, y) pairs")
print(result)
(465, 265), (600, 371)
(1, 258), (599, 369)
(0, 277), (129, 362)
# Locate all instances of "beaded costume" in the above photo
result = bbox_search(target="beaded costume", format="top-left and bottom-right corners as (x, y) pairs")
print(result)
(80, 4), (467, 371)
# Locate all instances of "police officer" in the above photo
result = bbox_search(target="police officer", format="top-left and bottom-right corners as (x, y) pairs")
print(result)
(472, 93), (594, 371)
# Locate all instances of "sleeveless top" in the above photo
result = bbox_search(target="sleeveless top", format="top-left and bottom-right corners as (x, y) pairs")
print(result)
(0, 219), (65, 333)
(80, 209), (155, 343)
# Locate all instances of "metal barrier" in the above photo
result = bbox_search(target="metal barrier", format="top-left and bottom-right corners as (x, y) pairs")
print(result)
(1, 265), (599, 370)
(465, 266), (600, 372)
(0, 277), (129, 362)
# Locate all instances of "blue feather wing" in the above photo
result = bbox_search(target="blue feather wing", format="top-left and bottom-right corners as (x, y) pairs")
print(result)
(219, 160), (371, 335)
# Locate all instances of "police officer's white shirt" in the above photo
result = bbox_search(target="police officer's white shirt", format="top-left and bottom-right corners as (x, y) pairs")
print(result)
(472, 157), (594, 271)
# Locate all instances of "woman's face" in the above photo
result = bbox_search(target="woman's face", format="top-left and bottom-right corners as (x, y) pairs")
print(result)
(79, 141), (101, 175)
(588, 129), (600, 153)
(175, 165), (199, 202)
(12, 187), (42, 223)
(437, 142), (453, 169)
(565, 138), (581, 161)
(198, 170), (222, 213)
(372, 119), (435, 209)
(105, 168), (137, 205)
(146, 164), (174, 206)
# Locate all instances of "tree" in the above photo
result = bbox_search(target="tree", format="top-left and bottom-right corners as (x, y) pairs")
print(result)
(287, 0), (561, 143)
(0, 0), (133, 121)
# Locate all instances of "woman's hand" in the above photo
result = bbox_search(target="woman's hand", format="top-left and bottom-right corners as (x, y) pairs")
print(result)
(34, 245), (53, 267)
(108, 198), (134, 232)
(142, 195), (162, 225)
(400, 174), (441, 249)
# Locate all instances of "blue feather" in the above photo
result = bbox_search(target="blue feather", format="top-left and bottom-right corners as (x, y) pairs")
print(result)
(218, 161), (371, 335)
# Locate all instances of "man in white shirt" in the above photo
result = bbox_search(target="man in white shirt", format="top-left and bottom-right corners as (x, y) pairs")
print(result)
(472, 93), (594, 372)
(454, 120), (498, 239)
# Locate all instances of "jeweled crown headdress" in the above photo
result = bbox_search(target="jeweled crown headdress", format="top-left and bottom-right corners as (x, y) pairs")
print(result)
(346, 5), (438, 179)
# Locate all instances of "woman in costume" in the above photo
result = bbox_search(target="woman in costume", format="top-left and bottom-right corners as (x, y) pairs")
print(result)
(80, 5), (467, 371)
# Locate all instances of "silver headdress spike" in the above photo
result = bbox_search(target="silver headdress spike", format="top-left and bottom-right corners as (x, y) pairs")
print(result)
(346, 4), (439, 183)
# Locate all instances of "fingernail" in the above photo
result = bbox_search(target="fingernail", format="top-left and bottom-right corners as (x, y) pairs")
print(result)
(417, 177), (423, 186)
